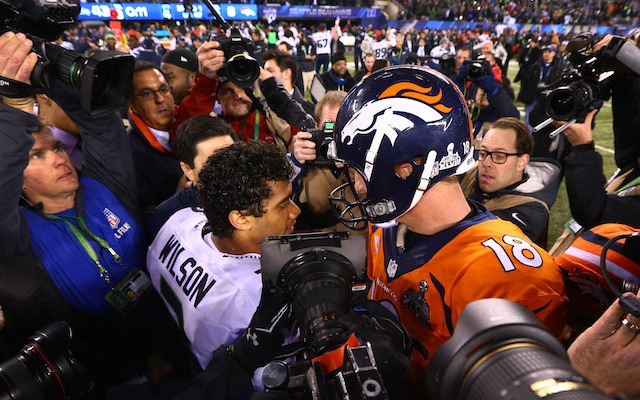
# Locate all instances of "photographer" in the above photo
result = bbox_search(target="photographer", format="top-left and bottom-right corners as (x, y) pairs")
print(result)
(454, 57), (520, 134)
(0, 31), (188, 396)
(568, 290), (640, 397)
(193, 38), (315, 152)
(556, 108), (640, 229)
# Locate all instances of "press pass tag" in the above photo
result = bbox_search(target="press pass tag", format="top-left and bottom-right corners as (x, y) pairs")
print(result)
(105, 268), (152, 315)
(565, 218), (583, 234)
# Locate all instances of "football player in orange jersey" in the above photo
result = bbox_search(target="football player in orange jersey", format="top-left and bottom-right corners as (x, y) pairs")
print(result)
(328, 65), (568, 394)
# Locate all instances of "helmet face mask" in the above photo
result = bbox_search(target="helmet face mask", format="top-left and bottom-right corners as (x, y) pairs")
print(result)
(329, 65), (475, 229)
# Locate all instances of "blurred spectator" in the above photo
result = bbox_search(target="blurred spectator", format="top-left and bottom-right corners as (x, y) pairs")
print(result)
(136, 37), (163, 66)
(263, 50), (315, 116)
(296, 33), (317, 95)
(354, 52), (376, 82)
(313, 23), (332, 73)
(318, 52), (355, 92)
(161, 48), (199, 104)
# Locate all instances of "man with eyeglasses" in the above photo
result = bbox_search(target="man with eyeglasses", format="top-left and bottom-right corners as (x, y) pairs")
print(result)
(464, 117), (559, 246)
(129, 55), (219, 213)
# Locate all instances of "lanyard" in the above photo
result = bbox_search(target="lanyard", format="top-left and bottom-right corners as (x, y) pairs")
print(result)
(617, 175), (640, 193)
(254, 111), (261, 141)
(42, 212), (126, 288)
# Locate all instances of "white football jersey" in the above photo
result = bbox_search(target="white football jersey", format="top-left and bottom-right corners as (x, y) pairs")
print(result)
(313, 30), (332, 55)
(147, 207), (262, 368)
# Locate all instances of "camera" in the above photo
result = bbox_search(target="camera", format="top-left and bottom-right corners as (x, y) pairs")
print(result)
(214, 27), (260, 89)
(0, 0), (135, 117)
(428, 298), (615, 400)
(467, 56), (491, 80)
(306, 121), (335, 167)
(0, 321), (92, 400)
(539, 33), (640, 123)
(540, 34), (611, 123)
(258, 232), (406, 399)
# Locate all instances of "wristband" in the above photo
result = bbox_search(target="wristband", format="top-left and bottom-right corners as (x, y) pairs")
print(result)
(573, 141), (595, 151)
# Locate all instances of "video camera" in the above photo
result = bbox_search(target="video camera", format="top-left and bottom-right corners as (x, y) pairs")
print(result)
(535, 34), (640, 136)
(466, 56), (491, 80)
(201, 0), (259, 89)
(306, 121), (335, 167)
(0, 0), (134, 117)
(0, 321), (92, 400)
(418, 53), (456, 77)
(258, 232), (408, 399)
(540, 34), (614, 124)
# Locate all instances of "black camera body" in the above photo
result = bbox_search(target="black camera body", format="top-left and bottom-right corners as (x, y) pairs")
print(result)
(540, 34), (615, 123)
(467, 56), (492, 80)
(258, 232), (393, 399)
(214, 28), (260, 89)
(306, 121), (335, 167)
(0, 0), (134, 117)
(260, 231), (366, 300)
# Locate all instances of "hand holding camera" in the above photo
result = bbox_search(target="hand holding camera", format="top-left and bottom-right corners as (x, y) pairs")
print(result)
(290, 131), (317, 164)
(0, 32), (38, 87)
(460, 58), (500, 96)
(196, 39), (226, 81)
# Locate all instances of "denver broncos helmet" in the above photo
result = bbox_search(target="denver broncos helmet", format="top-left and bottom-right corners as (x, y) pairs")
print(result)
(328, 65), (475, 229)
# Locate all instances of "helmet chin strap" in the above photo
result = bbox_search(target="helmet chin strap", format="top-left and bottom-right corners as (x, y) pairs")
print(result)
(408, 150), (438, 212)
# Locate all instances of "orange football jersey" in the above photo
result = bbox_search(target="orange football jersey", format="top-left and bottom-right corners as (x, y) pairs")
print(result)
(367, 211), (568, 382)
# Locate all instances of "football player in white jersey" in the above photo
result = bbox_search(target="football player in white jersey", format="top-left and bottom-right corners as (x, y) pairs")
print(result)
(147, 141), (300, 369)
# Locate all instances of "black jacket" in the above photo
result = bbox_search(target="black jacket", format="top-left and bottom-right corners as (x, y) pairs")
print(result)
(469, 159), (561, 245)
(564, 143), (640, 230)
(319, 70), (356, 93)
(128, 121), (183, 212)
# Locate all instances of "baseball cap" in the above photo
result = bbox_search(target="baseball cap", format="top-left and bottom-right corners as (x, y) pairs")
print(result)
(141, 38), (156, 50)
(105, 32), (116, 40)
(542, 44), (557, 52)
(162, 48), (199, 73)
(331, 52), (347, 64)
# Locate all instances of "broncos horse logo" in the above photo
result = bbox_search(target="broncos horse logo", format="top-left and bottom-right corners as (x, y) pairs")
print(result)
(341, 82), (453, 147)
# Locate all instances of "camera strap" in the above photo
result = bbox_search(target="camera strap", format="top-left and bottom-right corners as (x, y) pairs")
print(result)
(0, 76), (41, 98)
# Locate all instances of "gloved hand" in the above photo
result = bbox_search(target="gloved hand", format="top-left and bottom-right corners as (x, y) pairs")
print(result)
(229, 284), (293, 373)
(452, 59), (471, 92)
(472, 71), (500, 97)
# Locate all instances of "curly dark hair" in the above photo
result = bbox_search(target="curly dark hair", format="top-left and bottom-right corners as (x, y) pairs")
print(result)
(197, 141), (293, 238)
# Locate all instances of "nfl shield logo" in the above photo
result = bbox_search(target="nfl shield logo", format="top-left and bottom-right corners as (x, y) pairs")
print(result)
(103, 208), (120, 229)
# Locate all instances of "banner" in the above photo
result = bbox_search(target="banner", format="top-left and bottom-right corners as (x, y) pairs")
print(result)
(387, 20), (616, 35)
(78, 3), (258, 21)
(258, 6), (383, 20)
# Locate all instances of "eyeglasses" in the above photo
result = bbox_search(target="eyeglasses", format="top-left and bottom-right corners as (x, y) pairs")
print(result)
(478, 149), (522, 164)
(134, 85), (171, 101)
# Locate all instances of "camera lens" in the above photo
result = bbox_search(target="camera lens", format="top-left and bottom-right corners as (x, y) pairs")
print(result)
(544, 87), (580, 121)
(280, 250), (356, 356)
(0, 322), (91, 400)
(40, 43), (135, 117)
(429, 299), (611, 400)
(226, 52), (260, 89)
